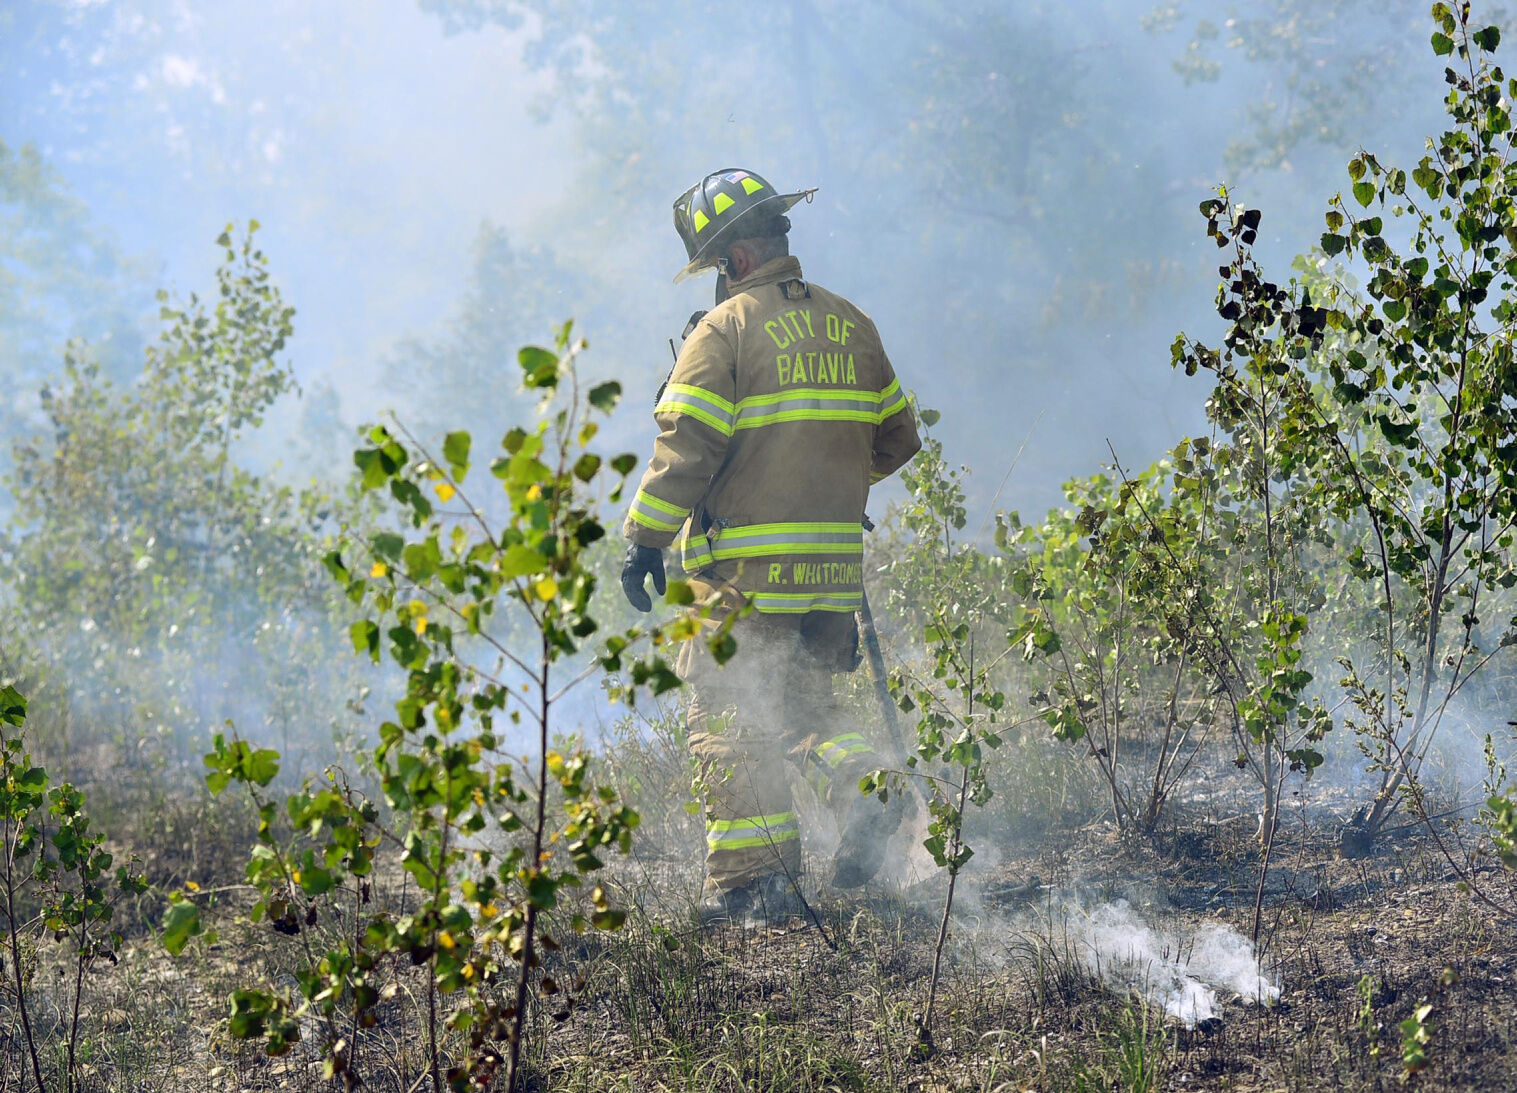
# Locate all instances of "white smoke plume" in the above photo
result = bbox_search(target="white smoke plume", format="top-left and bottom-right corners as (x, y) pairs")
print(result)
(1048, 897), (1279, 1027)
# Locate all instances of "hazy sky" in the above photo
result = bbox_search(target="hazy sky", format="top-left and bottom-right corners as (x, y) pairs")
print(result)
(2, 0), (1464, 520)
(4, 0), (567, 412)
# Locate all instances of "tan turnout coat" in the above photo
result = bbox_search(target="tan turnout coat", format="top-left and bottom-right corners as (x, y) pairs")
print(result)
(624, 256), (921, 614)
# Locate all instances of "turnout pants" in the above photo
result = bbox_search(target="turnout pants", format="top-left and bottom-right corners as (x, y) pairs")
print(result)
(678, 582), (885, 892)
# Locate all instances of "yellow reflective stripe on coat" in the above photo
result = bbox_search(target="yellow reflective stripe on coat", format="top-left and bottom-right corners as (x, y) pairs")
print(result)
(878, 378), (907, 421)
(656, 383), (736, 436)
(816, 732), (873, 768)
(750, 590), (862, 614)
(706, 811), (800, 851)
(734, 387), (884, 430)
(676, 527), (715, 573)
(628, 488), (689, 533)
(707, 521), (863, 561)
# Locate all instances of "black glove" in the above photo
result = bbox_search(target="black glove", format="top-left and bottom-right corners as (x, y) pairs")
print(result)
(620, 543), (666, 612)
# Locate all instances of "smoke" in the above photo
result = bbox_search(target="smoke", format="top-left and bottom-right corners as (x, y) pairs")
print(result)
(1035, 895), (1279, 1028)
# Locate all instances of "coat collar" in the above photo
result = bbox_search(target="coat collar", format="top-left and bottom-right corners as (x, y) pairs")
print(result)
(728, 255), (804, 294)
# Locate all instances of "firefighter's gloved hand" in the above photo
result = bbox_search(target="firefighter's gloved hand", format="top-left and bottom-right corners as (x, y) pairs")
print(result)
(620, 543), (666, 612)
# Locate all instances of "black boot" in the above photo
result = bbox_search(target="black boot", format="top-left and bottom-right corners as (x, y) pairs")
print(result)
(831, 792), (907, 889)
(698, 873), (803, 928)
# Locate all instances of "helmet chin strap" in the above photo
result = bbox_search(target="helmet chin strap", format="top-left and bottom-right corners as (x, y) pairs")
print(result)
(714, 269), (730, 305)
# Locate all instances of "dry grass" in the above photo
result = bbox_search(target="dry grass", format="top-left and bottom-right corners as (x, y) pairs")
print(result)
(2, 720), (1515, 1093)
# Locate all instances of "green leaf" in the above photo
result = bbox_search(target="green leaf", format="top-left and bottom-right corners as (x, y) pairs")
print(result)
(500, 544), (545, 579)
(1412, 161), (1440, 196)
(1431, 31), (1454, 56)
(519, 346), (560, 388)
(162, 899), (203, 955)
(587, 381), (622, 412)
(591, 908), (626, 930)
(298, 867), (335, 896)
(371, 532), (404, 561)
(610, 453), (637, 476)
(527, 872), (559, 909)
(572, 453), (602, 482)
(0, 686), (25, 727)
(920, 408), (942, 427)
(442, 431), (471, 478)
(1320, 233), (1347, 257)
(350, 619), (380, 664)
(353, 447), (392, 489)
(1474, 25), (1501, 52)
(708, 631), (738, 665)
(1377, 415), (1419, 447)
(1353, 181), (1376, 207)
(245, 748), (281, 787)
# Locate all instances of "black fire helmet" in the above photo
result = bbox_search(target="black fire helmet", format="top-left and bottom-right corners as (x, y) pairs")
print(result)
(671, 168), (815, 283)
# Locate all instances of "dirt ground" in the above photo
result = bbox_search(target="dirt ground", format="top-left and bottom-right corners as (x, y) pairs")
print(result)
(553, 811), (1517, 1093)
(20, 778), (1517, 1092)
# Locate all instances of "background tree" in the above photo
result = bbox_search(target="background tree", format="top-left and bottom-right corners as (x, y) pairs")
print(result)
(1172, 5), (1517, 852)
(0, 224), (365, 785)
(0, 139), (146, 465)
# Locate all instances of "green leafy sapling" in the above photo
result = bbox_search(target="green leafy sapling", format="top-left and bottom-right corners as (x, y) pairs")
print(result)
(1174, 5), (1517, 857)
(866, 409), (1014, 1057)
(0, 683), (148, 1093)
(195, 325), (695, 1092)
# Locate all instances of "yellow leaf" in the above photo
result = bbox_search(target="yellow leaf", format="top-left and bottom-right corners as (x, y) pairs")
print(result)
(482, 903), (499, 918)
(526, 483), (542, 501)
(438, 930), (455, 950)
(414, 616), (427, 636)
(434, 481), (456, 503)
(534, 577), (558, 601)
(185, 880), (201, 892)
(369, 561), (388, 579)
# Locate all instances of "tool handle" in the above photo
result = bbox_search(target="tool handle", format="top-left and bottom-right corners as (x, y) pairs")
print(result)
(857, 587), (930, 812)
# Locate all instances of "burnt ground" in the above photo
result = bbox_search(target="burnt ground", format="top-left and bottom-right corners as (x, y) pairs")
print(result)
(518, 790), (1517, 1093)
(17, 780), (1517, 1092)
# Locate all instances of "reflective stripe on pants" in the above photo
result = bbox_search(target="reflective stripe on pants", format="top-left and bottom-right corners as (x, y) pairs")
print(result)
(681, 593), (881, 891)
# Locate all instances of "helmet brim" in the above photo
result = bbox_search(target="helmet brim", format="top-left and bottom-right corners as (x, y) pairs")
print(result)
(672, 189), (815, 283)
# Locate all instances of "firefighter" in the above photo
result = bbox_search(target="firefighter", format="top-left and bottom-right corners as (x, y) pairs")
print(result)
(620, 167), (922, 927)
